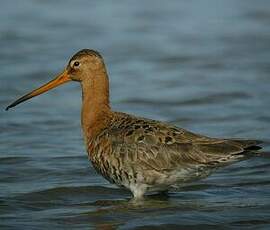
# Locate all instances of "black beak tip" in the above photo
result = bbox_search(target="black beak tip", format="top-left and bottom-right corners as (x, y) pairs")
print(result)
(5, 106), (11, 111)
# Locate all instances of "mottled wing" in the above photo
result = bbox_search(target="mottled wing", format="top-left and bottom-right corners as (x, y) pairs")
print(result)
(110, 112), (261, 172)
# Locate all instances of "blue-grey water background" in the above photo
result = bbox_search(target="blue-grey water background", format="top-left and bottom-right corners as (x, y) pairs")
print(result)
(1, 0), (270, 229)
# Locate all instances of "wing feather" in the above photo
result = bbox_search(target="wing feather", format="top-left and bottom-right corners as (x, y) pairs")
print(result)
(109, 112), (262, 171)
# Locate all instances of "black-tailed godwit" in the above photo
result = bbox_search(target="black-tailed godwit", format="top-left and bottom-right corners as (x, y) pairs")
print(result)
(6, 49), (262, 199)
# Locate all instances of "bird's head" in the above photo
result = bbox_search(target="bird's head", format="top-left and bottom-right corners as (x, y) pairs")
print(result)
(6, 49), (105, 110)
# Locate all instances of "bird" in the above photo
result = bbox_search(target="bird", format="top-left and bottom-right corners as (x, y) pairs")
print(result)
(6, 49), (262, 199)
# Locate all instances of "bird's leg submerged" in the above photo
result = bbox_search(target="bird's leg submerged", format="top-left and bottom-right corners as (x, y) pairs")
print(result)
(129, 184), (148, 200)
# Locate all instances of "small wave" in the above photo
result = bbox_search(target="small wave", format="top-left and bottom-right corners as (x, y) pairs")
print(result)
(122, 92), (251, 107)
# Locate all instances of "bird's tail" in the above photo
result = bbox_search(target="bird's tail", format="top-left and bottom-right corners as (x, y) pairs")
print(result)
(229, 139), (262, 152)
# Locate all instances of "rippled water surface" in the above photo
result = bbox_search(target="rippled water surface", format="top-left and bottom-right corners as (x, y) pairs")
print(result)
(1, 1), (270, 229)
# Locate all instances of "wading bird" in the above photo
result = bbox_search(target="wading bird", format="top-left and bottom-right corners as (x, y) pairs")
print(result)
(6, 49), (262, 199)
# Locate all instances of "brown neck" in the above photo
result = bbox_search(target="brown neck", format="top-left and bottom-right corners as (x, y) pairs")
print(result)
(80, 69), (111, 143)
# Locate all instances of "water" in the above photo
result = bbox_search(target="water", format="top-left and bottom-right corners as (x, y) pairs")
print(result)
(1, 0), (270, 229)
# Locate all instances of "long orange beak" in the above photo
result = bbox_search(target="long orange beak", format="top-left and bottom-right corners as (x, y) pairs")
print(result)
(5, 70), (71, 111)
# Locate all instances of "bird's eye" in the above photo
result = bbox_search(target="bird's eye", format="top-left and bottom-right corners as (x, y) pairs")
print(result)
(73, 61), (80, 67)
